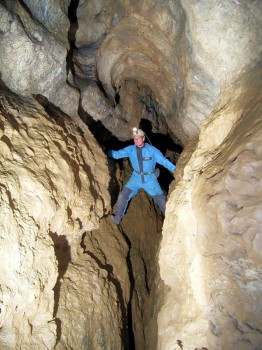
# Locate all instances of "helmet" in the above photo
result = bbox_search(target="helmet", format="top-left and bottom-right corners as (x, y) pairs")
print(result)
(132, 128), (145, 137)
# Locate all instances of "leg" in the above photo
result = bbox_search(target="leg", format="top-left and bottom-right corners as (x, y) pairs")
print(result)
(112, 187), (132, 224)
(143, 178), (166, 215)
(152, 194), (166, 215)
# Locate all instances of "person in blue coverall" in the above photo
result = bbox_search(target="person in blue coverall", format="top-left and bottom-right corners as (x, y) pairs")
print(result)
(107, 128), (176, 224)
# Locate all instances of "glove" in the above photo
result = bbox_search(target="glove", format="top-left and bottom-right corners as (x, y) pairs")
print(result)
(154, 168), (160, 178)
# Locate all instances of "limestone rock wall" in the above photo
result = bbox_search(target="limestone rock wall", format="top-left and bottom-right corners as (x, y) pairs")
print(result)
(0, 0), (262, 349)
(55, 217), (130, 350)
(159, 67), (262, 350)
(93, 0), (261, 145)
(0, 0), (261, 145)
(179, 0), (262, 142)
(0, 89), (129, 349)
(0, 0), (79, 117)
(18, 0), (71, 47)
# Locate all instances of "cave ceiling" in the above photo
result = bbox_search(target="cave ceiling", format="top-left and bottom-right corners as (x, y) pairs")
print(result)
(0, 0), (261, 146)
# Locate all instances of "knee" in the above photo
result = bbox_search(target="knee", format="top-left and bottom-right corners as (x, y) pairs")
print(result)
(152, 194), (166, 214)
(119, 187), (132, 201)
(152, 194), (166, 202)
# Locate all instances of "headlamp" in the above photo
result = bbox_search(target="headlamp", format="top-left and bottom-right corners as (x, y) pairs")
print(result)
(132, 127), (145, 137)
(132, 127), (138, 136)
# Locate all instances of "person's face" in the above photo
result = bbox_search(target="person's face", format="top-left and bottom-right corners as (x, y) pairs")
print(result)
(133, 135), (145, 147)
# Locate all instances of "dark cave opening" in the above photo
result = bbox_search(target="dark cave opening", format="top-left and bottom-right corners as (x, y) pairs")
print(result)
(49, 232), (71, 346)
(66, 0), (79, 77)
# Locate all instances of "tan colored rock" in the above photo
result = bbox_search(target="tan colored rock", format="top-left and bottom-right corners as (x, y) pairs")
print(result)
(56, 217), (130, 350)
(178, 0), (262, 145)
(159, 67), (262, 350)
(0, 92), (113, 349)
(0, 1), (262, 349)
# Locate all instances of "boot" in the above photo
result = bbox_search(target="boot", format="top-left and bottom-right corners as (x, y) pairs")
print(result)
(111, 214), (122, 225)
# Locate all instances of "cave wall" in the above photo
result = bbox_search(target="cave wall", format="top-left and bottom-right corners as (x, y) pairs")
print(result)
(0, 91), (130, 349)
(0, 0), (79, 117)
(55, 217), (131, 350)
(0, 0), (262, 349)
(159, 67), (262, 349)
(88, 0), (261, 144)
(1, 1), (261, 145)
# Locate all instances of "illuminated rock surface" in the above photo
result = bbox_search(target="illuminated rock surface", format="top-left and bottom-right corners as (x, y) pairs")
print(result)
(0, 1), (261, 349)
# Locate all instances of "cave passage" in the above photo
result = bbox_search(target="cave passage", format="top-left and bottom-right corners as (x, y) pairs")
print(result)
(1, 0), (261, 349)
(65, 3), (183, 348)
(76, 112), (181, 349)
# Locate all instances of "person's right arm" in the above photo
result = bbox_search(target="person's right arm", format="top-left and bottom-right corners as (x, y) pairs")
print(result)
(107, 146), (132, 159)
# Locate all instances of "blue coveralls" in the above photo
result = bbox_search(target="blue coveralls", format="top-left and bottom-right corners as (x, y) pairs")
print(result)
(108, 143), (176, 220)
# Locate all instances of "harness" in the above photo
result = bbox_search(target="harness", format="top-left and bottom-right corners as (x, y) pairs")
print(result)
(136, 149), (154, 179)
(135, 170), (154, 175)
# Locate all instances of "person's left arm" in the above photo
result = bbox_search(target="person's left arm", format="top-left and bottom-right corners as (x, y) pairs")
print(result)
(152, 147), (176, 173)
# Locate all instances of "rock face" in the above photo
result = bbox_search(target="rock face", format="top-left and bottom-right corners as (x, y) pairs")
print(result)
(159, 67), (262, 350)
(1, 1), (260, 145)
(0, 89), (129, 349)
(55, 218), (131, 350)
(78, 0), (261, 145)
(0, 0), (262, 350)
(0, 0), (79, 117)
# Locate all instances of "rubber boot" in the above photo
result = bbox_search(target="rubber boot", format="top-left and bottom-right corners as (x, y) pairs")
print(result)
(152, 194), (166, 215)
(112, 187), (132, 224)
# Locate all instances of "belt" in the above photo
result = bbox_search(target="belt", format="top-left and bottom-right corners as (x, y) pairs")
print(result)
(135, 170), (154, 175)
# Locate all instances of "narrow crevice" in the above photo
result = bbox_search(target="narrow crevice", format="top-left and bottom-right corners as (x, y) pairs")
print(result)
(33, 94), (66, 121)
(67, 0), (79, 77)
(119, 228), (136, 350)
(140, 254), (150, 295)
(114, 91), (120, 106)
(112, 188), (165, 350)
(49, 232), (71, 346)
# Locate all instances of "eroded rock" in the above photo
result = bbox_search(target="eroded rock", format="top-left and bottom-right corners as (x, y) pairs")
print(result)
(0, 90), (122, 349)
(159, 67), (262, 350)
(0, 1), (79, 117)
(0, 0), (262, 349)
